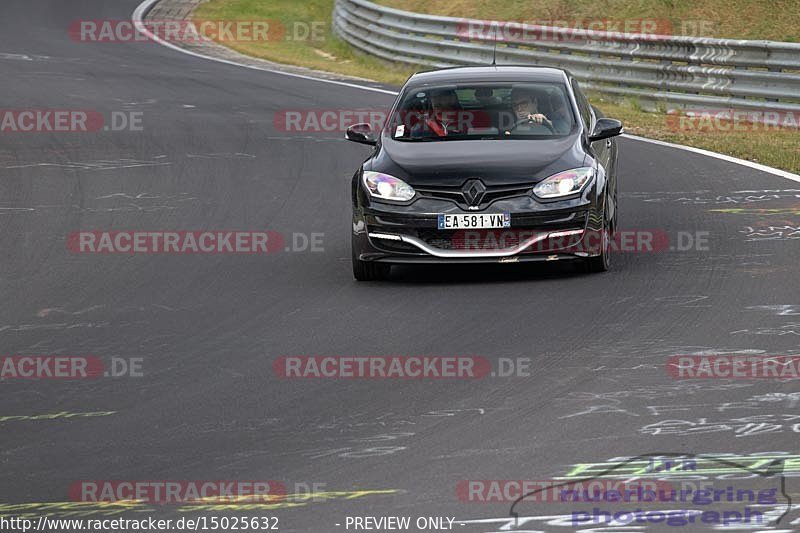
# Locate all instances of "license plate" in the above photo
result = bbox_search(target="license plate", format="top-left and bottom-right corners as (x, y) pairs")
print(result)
(437, 213), (511, 230)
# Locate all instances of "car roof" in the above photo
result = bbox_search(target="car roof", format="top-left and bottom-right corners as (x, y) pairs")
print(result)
(405, 66), (570, 88)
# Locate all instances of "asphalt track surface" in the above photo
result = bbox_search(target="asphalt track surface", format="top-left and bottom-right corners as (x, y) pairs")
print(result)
(1, 1), (800, 532)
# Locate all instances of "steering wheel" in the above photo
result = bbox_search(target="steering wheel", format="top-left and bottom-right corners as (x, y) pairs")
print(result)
(507, 118), (555, 134)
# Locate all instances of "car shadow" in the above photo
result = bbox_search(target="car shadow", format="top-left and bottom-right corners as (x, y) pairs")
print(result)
(387, 259), (593, 284)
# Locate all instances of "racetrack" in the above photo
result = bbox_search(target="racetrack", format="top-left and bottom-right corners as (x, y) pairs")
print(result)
(2, 1), (800, 531)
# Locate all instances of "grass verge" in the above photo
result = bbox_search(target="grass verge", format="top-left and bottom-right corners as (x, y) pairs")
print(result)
(193, 0), (415, 84)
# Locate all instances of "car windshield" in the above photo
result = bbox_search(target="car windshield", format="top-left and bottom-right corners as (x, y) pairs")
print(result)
(388, 82), (576, 141)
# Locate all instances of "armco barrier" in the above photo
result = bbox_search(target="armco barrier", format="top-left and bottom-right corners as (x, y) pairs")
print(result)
(332, 0), (800, 122)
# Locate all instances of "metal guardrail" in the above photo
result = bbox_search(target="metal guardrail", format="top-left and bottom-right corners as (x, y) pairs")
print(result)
(332, 0), (800, 120)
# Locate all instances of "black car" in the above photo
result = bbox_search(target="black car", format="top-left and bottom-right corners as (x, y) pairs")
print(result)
(346, 66), (623, 281)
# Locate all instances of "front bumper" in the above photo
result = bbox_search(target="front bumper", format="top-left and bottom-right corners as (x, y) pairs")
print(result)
(353, 192), (604, 264)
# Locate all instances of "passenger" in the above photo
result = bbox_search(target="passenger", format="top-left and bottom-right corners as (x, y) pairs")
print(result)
(545, 92), (573, 135)
(411, 89), (464, 137)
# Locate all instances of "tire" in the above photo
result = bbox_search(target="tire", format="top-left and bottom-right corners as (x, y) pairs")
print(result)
(352, 240), (391, 281)
(586, 210), (611, 273)
(611, 190), (618, 237)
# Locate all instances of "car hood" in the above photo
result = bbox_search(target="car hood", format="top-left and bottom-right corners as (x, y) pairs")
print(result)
(370, 134), (587, 187)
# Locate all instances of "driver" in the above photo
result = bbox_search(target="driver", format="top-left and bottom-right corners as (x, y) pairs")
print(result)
(506, 87), (554, 133)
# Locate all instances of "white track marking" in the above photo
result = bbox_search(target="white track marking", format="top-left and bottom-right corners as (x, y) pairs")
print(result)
(131, 0), (396, 95)
(623, 134), (800, 183)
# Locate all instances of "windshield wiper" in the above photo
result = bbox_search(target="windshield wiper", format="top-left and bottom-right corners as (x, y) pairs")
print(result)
(397, 136), (442, 142)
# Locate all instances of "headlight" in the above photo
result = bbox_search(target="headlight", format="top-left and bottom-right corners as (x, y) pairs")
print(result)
(362, 171), (416, 201)
(533, 167), (594, 199)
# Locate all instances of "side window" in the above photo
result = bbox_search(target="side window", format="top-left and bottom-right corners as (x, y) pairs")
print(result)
(571, 79), (592, 131)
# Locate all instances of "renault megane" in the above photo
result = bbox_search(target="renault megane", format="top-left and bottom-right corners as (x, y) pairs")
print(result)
(346, 66), (623, 281)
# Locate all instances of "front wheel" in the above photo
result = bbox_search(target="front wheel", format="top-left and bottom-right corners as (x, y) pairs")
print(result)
(586, 211), (611, 273)
(352, 239), (391, 281)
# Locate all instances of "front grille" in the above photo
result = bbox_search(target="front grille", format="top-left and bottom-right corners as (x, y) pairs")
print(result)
(416, 184), (532, 209)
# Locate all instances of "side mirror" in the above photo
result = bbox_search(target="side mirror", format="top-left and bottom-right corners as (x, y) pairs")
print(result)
(589, 118), (623, 142)
(345, 123), (377, 146)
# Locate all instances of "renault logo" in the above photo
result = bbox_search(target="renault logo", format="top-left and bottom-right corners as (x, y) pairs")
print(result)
(462, 179), (486, 207)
